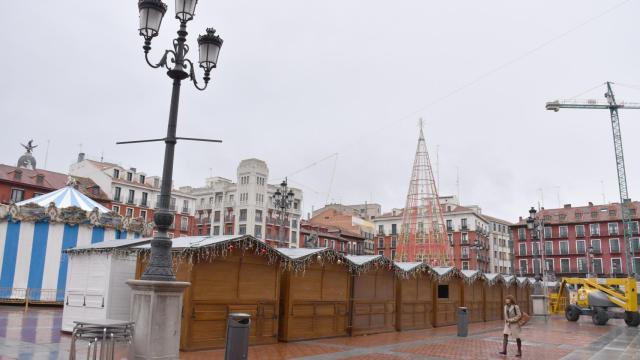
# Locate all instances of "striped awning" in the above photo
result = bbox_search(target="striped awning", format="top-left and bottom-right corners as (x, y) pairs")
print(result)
(17, 186), (110, 213)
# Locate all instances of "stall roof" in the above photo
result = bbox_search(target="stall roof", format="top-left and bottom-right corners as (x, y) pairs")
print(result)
(484, 273), (503, 285)
(68, 238), (151, 253)
(394, 262), (424, 272)
(345, 255), (383, 266)
(17, 186), (110, 213)
(275, 247), (328, 259)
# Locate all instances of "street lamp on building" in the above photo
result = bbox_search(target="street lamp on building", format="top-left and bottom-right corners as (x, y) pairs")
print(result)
(125, 0), (223, 280)
(273, 178), (295, 247)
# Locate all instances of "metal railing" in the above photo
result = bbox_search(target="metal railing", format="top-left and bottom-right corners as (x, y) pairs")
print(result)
(0, 288), (65, 308)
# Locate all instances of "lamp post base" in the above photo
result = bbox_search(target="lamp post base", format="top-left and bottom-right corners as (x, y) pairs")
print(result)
(127, 280), (190, 359)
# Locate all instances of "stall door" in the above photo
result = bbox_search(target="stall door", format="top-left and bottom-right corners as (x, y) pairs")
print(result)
(435, 279), (461, 327)
(485, 285), (503, 321)
(351, 269), (395, 335)
(187, 254), (279, 350)
(61, 254), (107, 332)
(463, 281), (484, 323)
(397, 275), (433, 330)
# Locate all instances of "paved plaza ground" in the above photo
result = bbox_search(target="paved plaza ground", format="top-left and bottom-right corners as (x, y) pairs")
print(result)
(0, 305), (637, 359)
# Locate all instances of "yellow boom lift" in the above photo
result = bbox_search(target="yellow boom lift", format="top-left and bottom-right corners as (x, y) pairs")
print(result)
(551, 277), (639, 327)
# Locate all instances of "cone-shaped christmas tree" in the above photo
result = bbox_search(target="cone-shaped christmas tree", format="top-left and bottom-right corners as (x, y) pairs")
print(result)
(396, 121), (451, 265)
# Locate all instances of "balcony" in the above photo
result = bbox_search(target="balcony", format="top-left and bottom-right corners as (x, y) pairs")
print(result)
(139, 200), (148, 207)
(610, 247), (621, 254)
(266, 217), (276, 225)
(377, 230), (386, 236)
(213, 217), (221, 223)
(446, 226), (454, 232)
(460, 225), (469, 231)
(195, 203), (213, 211)
(255, 216), (263, 223)
(576, 232), (585, 238)
(113, 196), (121, 202)
(180, 224), (189, 232)
(224, 215), (235, 223)
(461, 253), (469, 259)
(126, 198), (135, 205)
(181, 207), (190, 214)
(609, 230), (619, 236)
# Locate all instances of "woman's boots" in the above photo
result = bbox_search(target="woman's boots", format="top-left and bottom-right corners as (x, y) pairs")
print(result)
(516, 338), (522, 357)
(499, 334), (508, 355)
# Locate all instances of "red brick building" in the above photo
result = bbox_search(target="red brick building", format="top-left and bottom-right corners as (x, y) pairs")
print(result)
(299, 220), (365, 255)
(512, 202), (640, 278)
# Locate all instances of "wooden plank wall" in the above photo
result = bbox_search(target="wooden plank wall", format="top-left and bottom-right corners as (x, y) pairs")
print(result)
(278, 262), (350, 342)
(516, 286), (531, 314)
(351, 268), (396, 335)
(462, 280), (485, 323)
(180, 254), (280, 351)
(395, 273), (434, 331)
(485, 284), (503, 321)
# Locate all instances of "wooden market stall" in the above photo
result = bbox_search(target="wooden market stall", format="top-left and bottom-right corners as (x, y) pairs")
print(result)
(516, 277), (533, 314)
(395, 262), (434, 331)
(347, 255), (396, 336)
(278, 248), (350, 342)
(135, 235), (285, 351)
(432, 267), (462, 327)
(460, 270), (485, 323)
(503, 275), (518, 311)
(484, 273), (504, 321)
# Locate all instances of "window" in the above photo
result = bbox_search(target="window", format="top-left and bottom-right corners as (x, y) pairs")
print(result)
(591, 211), (598, 219)
(378, 250), (384, 255)
(634, 258), (640, 275)
(391, 236), (397, 248)
(239, 224), (247, 235)
(560, 241), (569, 255)
(577, 258), (587, 273)
(126, 208), (133, 217)
(447, 233), (453, 244)
(518, 228), (526, 241)
(609, 210), (616, 217)
(544, 259), (554, 272)
(378, 237), (384, 248)
(627, 221), (639, 235)
(446, 220), (453, 231)
(437, 285), (449, 299)
(559, 226), (568, 238)
(140, 210), (147, 221)
(560, 259), (570, 273)
(591, 239), (601, 253)
(254, 225), (262, 239)
(461, 233), (468, 244)
(391, 224), (397, 235)
(590, 224), (600, 236)
(576, 240), (586, 254)
(461, 247), (469, 258)
(519, 259), (528, 274)
(559, 214), (567, 221)
(127, 172), (133, 181)
(291, 231), (297, 243)
(112, 205), (120, 214)
(575, 225), (585, 237)
(633, 238), (640, 252)
(113, 169), (120, 178)
(239, 209), (247, 221)
(545, 241), (553, 255)
(214, 211), (221, 222)
(575, 212), (583, 220)
(462, 261), (469, 270)
(139, 174), (145, 184)
(127, 189), (135, 204)
(610, 238), (620, 253)
(611, 258), (622, 274)
(114, 187), (121, 201)
(141, 192), (148, 206)
(391, 250), (396, 260)
(533, 259), (541, 274)
(292, 218), (298, 228)
(10, 189), (24, 203)
(461, 218), (468, 230)
(544, 226), (552, 239)
(255, 210), (263, 222)
(532, 242), (540, 256)
(593, 258), (603, 274)
(213, 226), (220, 235)
(293, 201), (299, 210)
(608, 223), (619, 236)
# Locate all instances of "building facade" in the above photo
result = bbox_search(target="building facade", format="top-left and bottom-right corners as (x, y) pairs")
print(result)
(309, 208), (374, 254)
(373, 196), (513, 273)
(69, 153), (196, 237)
(299, 221), (364, 255)
(312, 203), (382, 221)
(185, 159), (302, 248)
(512, 202), (640, 278)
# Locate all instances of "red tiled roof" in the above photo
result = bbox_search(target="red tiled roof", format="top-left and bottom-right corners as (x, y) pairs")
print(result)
(513, 202), (640, 225)
(87, 159), (119, 170)
(0, 164), (68, 189)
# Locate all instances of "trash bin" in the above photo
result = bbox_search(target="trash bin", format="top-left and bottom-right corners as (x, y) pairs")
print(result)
(457, 307), (468, 337)
(225, 313), (251, 360)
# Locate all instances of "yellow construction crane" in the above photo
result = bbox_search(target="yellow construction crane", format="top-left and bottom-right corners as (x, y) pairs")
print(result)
(550, 277), (639, 327)
(546, 82), (640, 276)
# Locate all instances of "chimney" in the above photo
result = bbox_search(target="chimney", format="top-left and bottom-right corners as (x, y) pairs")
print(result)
(130, 167), (137, 173)
(588, 201), (594, 207)
(78, 152), (85, 163)
(563, 204), (571, 209)
(519, 216), (523, 222)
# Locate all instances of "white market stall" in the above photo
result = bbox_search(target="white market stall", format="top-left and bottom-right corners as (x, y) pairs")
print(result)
(0, 185), (151, 304)
(61, 238), (150, 332)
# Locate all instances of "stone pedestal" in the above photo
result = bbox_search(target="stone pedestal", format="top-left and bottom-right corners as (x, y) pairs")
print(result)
(127, 280), (190, 360)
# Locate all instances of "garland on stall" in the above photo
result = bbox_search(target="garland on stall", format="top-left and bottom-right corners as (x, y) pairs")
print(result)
(345, 255), (397, 276)
(430, 266), (461, 282)
(393, 262), (430, 279)
(459, 269), (483, 284)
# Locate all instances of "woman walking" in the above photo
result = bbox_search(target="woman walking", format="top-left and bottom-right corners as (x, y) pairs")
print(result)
(499, 295), (522, 357)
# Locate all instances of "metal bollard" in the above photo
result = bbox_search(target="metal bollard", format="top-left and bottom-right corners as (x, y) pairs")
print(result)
(457, 307), (468, 337)
(224, 313), (251, 360)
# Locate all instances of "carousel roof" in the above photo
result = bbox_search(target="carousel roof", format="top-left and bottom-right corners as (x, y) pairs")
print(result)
(17, 186), (110, 213)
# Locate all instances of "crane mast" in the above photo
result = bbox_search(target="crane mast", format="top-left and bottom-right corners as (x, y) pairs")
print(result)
(546, 82), (637, 277)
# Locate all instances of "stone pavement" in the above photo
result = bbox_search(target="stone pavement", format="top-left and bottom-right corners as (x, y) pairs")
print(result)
(0, 305), (638, 359)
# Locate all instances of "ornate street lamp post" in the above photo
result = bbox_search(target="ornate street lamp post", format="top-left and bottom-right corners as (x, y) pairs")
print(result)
(273, 178), (295, 247)
(527, 207), (549, 321)
(133, 0), (223, 280)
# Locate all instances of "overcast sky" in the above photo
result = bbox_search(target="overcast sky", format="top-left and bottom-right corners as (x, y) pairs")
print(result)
(2, 1), (639, 222)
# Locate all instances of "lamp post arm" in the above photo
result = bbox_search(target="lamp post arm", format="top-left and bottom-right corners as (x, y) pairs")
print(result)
(143, 40), (176, 70)
(184, 59), (209, 91)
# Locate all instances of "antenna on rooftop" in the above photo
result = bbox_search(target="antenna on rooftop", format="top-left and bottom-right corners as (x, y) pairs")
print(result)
(600, 180), (606, 204)
(44, 139), (50, 169)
